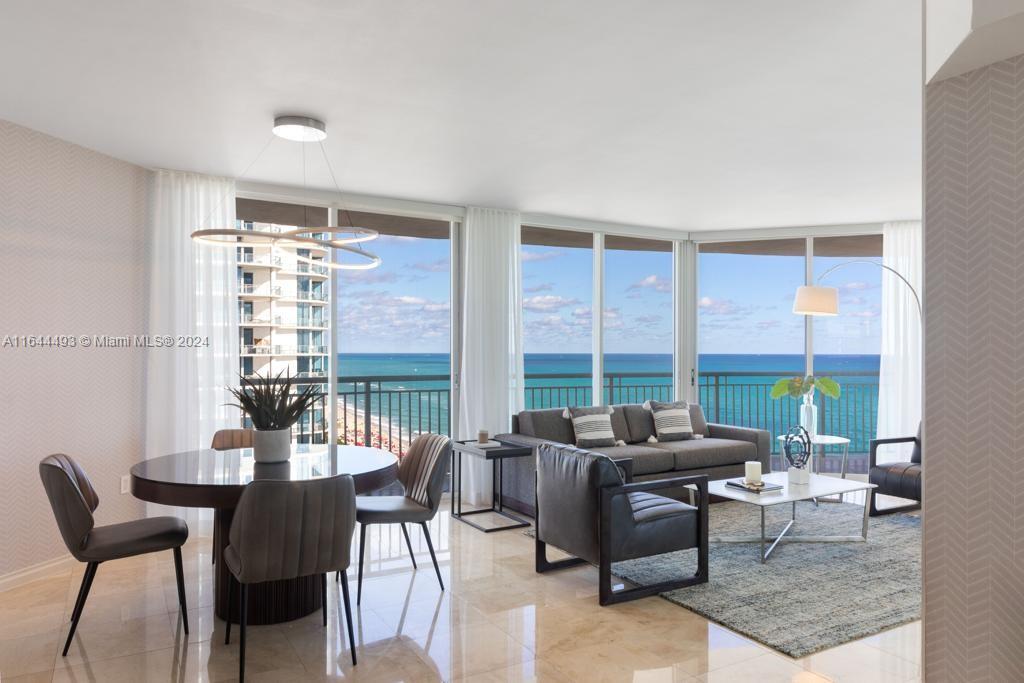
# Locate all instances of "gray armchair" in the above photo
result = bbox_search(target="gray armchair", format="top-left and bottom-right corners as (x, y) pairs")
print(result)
(868, 426), (922, 516)
(209, 429), (255, 564)
(535, 443), (708, 605)
(223, 474), (358, 680)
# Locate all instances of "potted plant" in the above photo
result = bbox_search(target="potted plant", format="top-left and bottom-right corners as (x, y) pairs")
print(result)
(227, 371), (322, 463)
(769, 375), (840, 439)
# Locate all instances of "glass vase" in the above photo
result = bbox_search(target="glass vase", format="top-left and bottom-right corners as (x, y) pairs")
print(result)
(799, 392), (818, 439)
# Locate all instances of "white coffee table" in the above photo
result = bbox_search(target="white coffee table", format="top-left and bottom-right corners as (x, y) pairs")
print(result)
(708, 472), (876, 563)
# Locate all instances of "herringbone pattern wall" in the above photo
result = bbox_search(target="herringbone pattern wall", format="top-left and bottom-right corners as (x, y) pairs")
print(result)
(924, 55), (1024, 682)
(0, 120), (148, 577)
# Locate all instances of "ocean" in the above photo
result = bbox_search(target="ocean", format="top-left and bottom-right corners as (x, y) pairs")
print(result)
(336, 353), (881, 452)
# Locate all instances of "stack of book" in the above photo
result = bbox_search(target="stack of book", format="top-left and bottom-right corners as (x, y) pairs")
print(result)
(726, 479), (783, 494)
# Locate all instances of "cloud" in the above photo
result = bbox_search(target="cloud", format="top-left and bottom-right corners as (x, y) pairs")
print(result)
(409, 258), (448, 273)
(634, 314), (662, 324)
(524, 282), (553, 294)
(521, 249), (564, 263)
(628, 274), (671, 294)
(839, 281), (875, 292)
(698, 296), (748, 316)
(847, 309), (879, 318)
(756, 320), (781, 330)
(341, 269), (400, 284)
(523, 295), (580, 312)
(338, 289), (451, 344)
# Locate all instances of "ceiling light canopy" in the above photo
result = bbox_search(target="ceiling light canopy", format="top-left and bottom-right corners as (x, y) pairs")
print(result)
(272, 115), (327, 142)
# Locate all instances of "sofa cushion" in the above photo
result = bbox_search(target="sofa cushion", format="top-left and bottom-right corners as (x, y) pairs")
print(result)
(645, 400), (694, 441)
(649, 438), (756, 470)
(517, 408), (574, 444)
(587, 444), (675, 475)
(564, 406), (618, 448)
(609, 404), (632, 443)
(689, 404), (710, 437)
(621, 404), (656, 443)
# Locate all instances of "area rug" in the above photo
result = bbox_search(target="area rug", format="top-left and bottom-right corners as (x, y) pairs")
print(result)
(611, 500), (921, 658)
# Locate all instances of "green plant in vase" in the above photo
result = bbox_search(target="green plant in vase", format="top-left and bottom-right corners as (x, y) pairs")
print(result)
(227, 370), (322, 463)
(769, 375), (840, 439)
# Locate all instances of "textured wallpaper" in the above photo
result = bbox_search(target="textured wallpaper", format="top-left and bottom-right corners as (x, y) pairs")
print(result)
(0, 120), (149, 576)
(924, 55), (1024, 681)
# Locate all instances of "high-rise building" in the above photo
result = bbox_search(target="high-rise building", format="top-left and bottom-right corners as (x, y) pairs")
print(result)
(235, 218), (329, 443)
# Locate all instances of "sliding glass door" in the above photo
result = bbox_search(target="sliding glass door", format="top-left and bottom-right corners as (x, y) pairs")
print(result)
(335, 211), (452, 455)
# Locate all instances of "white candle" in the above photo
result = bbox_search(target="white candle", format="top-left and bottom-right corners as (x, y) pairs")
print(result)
(745, 461), (762, 485)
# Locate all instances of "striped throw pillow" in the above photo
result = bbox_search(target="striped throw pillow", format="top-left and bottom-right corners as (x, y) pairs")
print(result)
(644, 400), (693, 442)
(563, 406), (622, 448)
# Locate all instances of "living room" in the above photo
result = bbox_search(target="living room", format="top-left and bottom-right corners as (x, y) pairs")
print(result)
(2, 2), (1022, 682)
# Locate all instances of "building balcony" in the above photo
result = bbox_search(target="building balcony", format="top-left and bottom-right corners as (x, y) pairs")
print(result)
(288, 290), (328, 303)
(290, 316), (328, 328)
(237, 283), (282, 298)
(239, 313), (281, 326)
(240, 344), (281, 356)
(295, 345), (328, 355)
(237, 253), (282, 268)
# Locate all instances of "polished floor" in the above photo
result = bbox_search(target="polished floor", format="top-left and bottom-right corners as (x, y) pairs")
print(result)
(0, 499), (921, 682)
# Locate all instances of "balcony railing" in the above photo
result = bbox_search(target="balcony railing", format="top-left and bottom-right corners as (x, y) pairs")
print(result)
(237, 253), (282, 266)
(295, 345), (328, 355)
(240, 344), (280, 355)
(239, 313), (281, 325)
(294, 316), (328, 328)
(294, 262), (330, 275)
(331, 370), (880, 462)
(293, 289), (328, 302)
(237, 283), (281, 296)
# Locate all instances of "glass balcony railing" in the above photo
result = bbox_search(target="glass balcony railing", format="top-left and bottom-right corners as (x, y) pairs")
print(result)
(237, 283), (281, 296)
(240, 344), (281, 355)
(239, 313), (281, 325)
(293, 289), (328, 302)
(294, 316), (328, 328)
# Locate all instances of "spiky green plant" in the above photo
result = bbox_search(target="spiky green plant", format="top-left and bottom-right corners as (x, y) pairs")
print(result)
(227, 370), (322, 430)
(769, 375), (841, 400)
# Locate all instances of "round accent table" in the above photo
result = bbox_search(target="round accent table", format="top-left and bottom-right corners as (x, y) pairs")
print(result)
(130, 444), (398, 624)
(776, 433), (851, 502)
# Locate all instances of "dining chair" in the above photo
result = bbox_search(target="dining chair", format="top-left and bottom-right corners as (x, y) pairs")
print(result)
(209, 429), (254, 564)
(353, 433), (450, 604)
(223, 475), (357, 681)
(39, 454), (190, 656)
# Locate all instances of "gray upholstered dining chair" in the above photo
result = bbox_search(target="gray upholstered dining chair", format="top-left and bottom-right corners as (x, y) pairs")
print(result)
(39, 454), (190, 655)
(223, 474), (357, 681)
(209, 429), (254, 564)
(535, 442), (708, 605)
(353, 433), (450, 604)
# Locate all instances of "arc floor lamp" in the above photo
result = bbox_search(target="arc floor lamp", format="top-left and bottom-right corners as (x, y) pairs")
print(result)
(793, 260), (922, 321)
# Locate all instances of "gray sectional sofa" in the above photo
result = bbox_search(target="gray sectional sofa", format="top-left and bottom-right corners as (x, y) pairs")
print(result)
(496, 403), (770, 515)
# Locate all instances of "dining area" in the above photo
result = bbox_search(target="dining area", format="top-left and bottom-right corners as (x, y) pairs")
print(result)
(38, 433), (452, 681)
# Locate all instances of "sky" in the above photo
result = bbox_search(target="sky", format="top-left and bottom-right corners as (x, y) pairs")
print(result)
(336, 235), (882, 357)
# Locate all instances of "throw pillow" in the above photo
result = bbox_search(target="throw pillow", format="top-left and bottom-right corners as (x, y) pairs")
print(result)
(562, 405), (623, 448)
(643, 400), (694, 442)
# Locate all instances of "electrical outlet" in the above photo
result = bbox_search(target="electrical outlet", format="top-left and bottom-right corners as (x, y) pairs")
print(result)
(121, 474), (130, 494)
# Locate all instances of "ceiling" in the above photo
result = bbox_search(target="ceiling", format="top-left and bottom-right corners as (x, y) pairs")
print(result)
(0, 1), (922, 231)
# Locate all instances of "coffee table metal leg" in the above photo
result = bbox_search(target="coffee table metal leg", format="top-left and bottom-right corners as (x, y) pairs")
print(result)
(760, 508), (765, 562)
(839, 442), (850, 503)
(862, 490), (871, 539)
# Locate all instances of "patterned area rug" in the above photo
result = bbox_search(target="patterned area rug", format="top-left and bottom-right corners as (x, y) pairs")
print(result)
(611, 500), (921, 658)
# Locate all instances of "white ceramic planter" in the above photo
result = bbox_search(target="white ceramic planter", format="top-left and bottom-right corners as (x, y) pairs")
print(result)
(252, 427), (291, 463)
(788, 466), (810, 485)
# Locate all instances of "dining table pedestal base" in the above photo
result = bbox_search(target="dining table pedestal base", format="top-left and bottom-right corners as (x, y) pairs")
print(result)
(213, 508), (322, 625)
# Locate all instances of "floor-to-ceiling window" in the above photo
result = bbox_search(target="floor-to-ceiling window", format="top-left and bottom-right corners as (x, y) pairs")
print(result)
(812, 235), (883, 466)
(697, 234), (882, 471)
(335, 211), (452, 455)
(603, 235), (674, 404)
(520, 226), (594, 408)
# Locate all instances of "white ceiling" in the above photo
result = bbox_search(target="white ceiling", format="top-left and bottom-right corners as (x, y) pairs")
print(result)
(0, 1), (922, 231)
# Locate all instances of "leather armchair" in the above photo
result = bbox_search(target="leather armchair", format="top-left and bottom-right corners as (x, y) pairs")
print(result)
(534, 443), (708, 605)
(868, 426), (922, 516)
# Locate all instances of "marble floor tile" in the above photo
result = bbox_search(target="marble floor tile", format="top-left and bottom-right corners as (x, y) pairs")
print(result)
(0, 505), (923, 683)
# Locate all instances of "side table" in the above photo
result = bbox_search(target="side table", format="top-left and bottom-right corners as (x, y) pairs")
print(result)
(776, 433), (852, 502)
(451, 440), (533, 532)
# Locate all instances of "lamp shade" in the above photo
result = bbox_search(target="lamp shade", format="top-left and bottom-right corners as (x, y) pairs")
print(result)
(793, 285), (839, 316)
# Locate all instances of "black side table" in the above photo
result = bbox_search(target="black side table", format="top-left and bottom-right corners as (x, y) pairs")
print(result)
(451, 440), (533, 532)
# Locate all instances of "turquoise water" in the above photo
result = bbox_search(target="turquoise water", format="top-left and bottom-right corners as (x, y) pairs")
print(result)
(336, 353), (881, 453)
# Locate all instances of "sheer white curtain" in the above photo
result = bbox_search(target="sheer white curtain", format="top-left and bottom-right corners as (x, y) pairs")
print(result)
(144, 170), (239, 519)
(458, 207), (524, 505)
(876, 220), (922, 459)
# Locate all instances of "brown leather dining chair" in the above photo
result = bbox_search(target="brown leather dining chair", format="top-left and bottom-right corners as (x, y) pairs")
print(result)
(39, 454), (190, 656)
(354, 433), (450, 604)
(209, 429), (254, 563)
(223, 474), (358, 681)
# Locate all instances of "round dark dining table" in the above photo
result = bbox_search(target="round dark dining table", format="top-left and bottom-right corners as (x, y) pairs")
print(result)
(130, 444), (398, 625)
